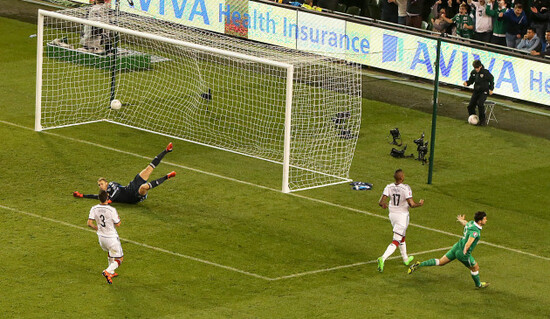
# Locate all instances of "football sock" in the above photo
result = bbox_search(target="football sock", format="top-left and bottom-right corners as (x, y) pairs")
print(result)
(471, 271), (481, 287)
(83, 194), (99, 199)
(148, 175), (168, 189)
(420, 258), (439, 267)
(382, 242), (398, 261)
(106, 261), (119, 274)
(150, 149), (169, 168)
(398, 242), (408, 261)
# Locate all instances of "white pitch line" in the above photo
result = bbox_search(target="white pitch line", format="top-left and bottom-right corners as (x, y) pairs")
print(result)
(40, 128), (278, 193)
(285, 193), (550, 262)
(270, 246), (453, 281)
(0, 200), (455, 281)
(0, 204), (272, 281)
(2, 120), (550, 264)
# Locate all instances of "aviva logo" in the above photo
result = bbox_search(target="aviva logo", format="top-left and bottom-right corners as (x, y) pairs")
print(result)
(382, 34), (403, 63)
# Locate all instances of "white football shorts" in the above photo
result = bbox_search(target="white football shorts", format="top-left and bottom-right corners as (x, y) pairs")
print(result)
(98, 236), (123, 258)
(389, 212), (410, 237)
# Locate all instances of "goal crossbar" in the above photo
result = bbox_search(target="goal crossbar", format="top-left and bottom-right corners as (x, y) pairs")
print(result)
(36, 10), (293, 69)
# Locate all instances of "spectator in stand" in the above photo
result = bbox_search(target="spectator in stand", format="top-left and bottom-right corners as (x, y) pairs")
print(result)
(529, 0), (549, 50)
(503, 3), (528, 47)
(486, 0), (509, 46)
(517, 26), (542, 49)
(439, 0), (461, 17)
(397, 0), (409, 24)
(381, 0), (400, 23)
(443, 3), (475, 38)
(440, 0), (461, 33)
(302, 0), (322, 11)
(531, 29), (550, 55)
(80, 0), (111, 54)
(431, 4), (452, 33)
(406, 0), (426, 28)
(468, 0), (494, 41)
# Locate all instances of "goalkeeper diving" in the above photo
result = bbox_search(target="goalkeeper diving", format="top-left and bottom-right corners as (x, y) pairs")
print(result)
(73, 143), (176, 204)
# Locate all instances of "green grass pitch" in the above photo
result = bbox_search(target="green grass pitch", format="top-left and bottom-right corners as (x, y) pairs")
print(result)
(1, 16), (549, 318)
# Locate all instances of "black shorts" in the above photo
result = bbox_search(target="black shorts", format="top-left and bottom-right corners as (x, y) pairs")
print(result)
(125, 174), (147, 202)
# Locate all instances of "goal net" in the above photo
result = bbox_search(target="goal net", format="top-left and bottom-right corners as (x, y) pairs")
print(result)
(36, 8), (362, 193)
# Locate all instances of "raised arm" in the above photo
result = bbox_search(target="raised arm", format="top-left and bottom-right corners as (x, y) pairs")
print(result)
(485, 0), (496, 15)
(457, 214), (468, 226)
(441, 14), (454, 23)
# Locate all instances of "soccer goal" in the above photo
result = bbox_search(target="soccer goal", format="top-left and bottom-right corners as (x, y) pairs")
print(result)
(35, 8), (362, 193)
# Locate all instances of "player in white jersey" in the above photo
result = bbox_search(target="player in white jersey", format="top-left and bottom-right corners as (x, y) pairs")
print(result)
(377, 169), (424, 272)
(87, 190), (123, 284)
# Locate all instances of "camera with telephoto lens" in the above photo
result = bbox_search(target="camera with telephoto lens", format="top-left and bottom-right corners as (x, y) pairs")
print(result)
(388, 128), (402, 146)
(414, 133), (429, 164)
(390, 145), (407, 158)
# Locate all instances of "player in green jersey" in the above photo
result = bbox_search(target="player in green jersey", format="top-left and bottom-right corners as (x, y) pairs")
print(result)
(408, 211), (489, 289)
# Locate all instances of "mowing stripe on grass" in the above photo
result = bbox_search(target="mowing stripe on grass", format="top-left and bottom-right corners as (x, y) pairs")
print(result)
(2, 119), (550, 263)
(289, 193), (550, 262)
(0, 203), (272, 281)
(0, 202), (456, 281)
(270, 246), (453, 280)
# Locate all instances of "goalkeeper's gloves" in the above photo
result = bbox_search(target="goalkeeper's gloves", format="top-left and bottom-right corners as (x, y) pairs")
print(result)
(73, 191), (84, 198)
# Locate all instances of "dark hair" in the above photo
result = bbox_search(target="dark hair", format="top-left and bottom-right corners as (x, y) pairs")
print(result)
(526, 27), (536, 33)
(472, 60), (483, 68)
(474, 211), (487, 222)
(98, 190), (109, 203)
(394, 169), (404, 181)
(514, 3), (523, 9)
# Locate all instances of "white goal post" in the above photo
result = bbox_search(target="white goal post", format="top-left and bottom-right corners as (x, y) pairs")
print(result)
(36, 8), (362, 193)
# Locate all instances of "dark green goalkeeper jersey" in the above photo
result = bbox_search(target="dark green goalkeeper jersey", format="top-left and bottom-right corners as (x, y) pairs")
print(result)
(457, 220), (482, 255)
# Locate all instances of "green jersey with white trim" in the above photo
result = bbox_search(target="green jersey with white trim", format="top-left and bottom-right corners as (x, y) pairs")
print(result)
(457, 220), (482, 255)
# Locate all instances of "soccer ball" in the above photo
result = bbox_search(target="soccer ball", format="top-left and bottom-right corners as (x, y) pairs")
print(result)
(110, 99), (122, 110)
(468, 114), (479, 125)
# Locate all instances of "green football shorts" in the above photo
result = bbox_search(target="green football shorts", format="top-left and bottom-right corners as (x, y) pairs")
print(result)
(445, 243), (476, 268)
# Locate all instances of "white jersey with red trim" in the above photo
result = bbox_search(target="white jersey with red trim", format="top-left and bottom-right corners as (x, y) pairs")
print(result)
(382, 183), (412, 215)
(88, 204), (120, 238)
